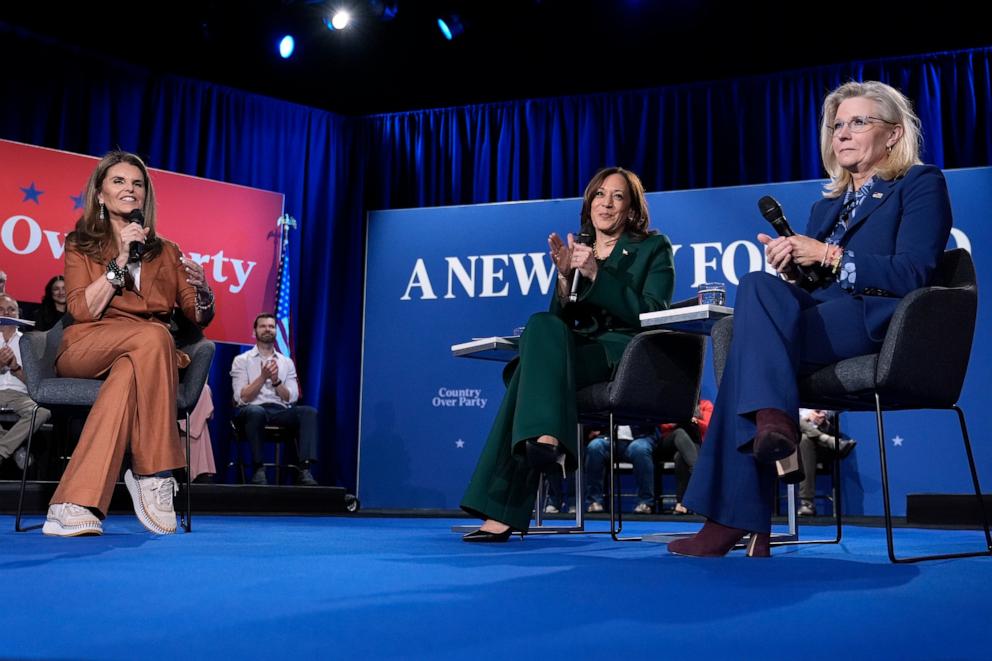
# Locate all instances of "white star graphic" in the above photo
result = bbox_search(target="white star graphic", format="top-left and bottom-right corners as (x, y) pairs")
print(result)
(455, 439), (465, 449)
(892, 435), (904, 447)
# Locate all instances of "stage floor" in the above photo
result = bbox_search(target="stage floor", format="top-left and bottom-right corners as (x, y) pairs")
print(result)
(1, 515), (989, 659)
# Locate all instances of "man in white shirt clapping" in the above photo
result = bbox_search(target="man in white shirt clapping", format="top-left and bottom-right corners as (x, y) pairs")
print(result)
(230, 313), (319, 486)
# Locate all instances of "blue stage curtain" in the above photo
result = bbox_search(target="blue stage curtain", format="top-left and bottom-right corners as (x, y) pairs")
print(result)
(2, 21), (990, 490)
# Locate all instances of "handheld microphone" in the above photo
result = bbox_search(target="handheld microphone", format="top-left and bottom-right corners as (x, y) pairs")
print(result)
(756, 196), (824, 288)
(127, 208), (145, 263)
(568, 231), (595, 303)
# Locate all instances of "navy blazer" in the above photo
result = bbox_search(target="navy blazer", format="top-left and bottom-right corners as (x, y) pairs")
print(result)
(805, 164), (953, 342)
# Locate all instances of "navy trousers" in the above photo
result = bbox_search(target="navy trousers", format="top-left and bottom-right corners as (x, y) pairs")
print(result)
(683, 272), (881, 532)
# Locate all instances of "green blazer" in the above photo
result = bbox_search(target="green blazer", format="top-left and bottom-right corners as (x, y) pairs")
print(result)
(549, 231), (675, 367)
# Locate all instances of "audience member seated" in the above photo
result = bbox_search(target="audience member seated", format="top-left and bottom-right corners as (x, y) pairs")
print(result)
(0, 295), (52, 471)
(798, 408), (857, 516)
(33, 275), (67, 332)
(659, 399), (713, 514)
(585, 424), (658, 514)
(231, 313), (319, 486)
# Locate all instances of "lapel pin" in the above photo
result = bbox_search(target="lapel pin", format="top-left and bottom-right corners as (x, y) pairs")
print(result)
(622, 249), (629, 256)
(872, 192), (884, 199)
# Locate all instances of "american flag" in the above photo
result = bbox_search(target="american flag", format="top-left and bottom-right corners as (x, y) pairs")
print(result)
(274, 213), (296, 356)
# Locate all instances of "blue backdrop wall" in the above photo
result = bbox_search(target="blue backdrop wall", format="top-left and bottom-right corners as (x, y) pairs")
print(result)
(1, 20), (990, 492)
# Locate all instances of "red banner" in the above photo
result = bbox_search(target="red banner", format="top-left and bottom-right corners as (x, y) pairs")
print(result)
(0, 139), (282, 344)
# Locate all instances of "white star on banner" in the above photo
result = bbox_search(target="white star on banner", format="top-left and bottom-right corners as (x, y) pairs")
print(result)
(455, 439), (465, 449)
(892, 435), (904, 447)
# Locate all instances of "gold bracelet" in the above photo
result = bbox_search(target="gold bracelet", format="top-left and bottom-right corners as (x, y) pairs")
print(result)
(821, 243), (832, 267)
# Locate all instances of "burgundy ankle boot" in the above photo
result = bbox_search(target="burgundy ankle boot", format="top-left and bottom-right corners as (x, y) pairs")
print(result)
(667, 520), (770, 558)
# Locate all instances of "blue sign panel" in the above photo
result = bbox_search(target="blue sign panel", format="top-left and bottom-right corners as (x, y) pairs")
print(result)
(360, 168), (991, 515)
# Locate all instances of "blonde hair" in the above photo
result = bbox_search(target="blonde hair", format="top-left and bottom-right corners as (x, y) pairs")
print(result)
(820, 81), (922, 197)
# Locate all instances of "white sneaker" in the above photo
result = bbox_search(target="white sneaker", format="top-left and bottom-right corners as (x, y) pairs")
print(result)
(587, 502), (605, 513)
(42, 503), (103, 537)
(633, 503), (653, 514)
(124, 469), (178, 534)
(543, 503), (559, 514)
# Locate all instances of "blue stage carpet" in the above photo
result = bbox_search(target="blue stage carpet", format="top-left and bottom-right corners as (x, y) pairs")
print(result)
(1, 515), (989, 660)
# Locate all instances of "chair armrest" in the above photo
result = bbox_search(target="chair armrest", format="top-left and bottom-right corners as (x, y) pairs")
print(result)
(19, 326), (63, 399)
(876, 285), (977, 406)
(177, 339), (216, 413)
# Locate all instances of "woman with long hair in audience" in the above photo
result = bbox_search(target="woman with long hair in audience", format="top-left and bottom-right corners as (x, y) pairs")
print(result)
(33, 275), (67, 331)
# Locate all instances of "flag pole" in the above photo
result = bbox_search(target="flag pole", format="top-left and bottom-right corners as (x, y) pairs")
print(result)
(275, 213), (297, 357)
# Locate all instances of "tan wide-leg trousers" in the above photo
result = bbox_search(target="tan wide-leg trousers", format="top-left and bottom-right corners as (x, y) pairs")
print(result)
(51, 318), (184, 516)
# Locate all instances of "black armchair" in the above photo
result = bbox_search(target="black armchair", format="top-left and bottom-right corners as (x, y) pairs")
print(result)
(576, 328), (706, 540)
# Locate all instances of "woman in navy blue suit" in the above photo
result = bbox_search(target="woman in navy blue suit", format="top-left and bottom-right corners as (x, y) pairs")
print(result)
(669, 81), (953, 557)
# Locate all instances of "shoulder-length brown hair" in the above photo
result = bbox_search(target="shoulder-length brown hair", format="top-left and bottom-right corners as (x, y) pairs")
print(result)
(579, 167), (654, 239)
(67, 150), (163, 261)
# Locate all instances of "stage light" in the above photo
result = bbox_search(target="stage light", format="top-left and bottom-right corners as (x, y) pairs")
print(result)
(328, 9), (351, 30)
(437, 14), (464, 40)
(278, 35), (295, 58)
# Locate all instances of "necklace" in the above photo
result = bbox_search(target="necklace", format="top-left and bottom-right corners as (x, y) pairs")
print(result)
(593, 236), (618, 260)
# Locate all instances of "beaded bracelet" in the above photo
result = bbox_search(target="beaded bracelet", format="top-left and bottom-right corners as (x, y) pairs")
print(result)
(195, 287), (215, 312)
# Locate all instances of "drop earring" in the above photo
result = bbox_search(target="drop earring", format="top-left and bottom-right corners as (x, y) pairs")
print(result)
(99, 203), (106, 221)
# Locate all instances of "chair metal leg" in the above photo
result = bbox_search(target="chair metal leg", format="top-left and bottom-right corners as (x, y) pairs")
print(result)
(183, 412), (192, 533)
(778, 413), (843, 548)
(954, 405), (992, 551)
(876, 395), (992, 563)
(609, 413), (641, 542)
(15, 406), (42, 532)
(534, 473), (545, 526)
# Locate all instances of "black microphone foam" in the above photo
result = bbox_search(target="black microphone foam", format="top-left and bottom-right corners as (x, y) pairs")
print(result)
(127, 208), (146, 262)
(568, 231), (595, 303)
(757, 195), (795, 238)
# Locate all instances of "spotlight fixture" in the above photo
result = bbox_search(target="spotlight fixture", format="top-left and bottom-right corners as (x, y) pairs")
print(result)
(278, 35), (295, 58)
(327, 9), (351, 30)
(437, 14), (464, 40)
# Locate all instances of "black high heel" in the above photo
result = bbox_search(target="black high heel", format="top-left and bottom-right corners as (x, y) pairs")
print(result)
(524, 440), (566, 477)
(462, 528), (514, 543)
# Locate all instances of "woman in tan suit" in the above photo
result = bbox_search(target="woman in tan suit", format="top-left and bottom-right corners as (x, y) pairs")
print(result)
(43, 151), (215, 537)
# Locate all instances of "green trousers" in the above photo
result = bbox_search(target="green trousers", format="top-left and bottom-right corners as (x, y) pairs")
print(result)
(460, 312), (616, 531)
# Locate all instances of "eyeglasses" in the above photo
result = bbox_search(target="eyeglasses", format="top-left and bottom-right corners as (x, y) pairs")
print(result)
(829, 115), (895, 135)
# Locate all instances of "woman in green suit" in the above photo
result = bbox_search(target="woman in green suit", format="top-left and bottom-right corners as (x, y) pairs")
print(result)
(460, 167), (675, 541)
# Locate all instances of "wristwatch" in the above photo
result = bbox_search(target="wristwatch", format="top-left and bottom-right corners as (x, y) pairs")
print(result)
(106, 259), (125, 287)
